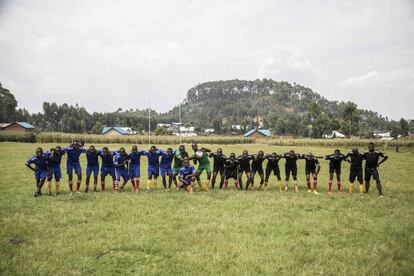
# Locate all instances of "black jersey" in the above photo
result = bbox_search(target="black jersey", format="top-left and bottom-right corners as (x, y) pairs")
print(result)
(325, 154), (346, 168)
(209, 153), (226, 170)
(237, 155), (252, 169)
(345, 152), (364, 171)
(304, 157), (320, 171)
(364, 151), (386, 169)
(265, 155), (282, 169)
(282, 153), (302, 168)
(224, 158), (239, 171)
(251, 155), (266, 170)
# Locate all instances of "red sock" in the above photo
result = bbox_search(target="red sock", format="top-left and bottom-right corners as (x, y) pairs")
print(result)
(224, 181), (229, 189)
(101, 183), (105, 191)
(76, 181), (81, 192)
(328, 180), (332, 193)
(114, 180), (119, 192)
(235, 181), (239, 190)
(337, 182), (341, 191)
(135, 179), (140, 190)
(307, 180), (311, 190)
(313, 180), (317, 190)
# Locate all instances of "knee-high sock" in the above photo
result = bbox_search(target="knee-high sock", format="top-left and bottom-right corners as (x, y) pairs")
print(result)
(114, 180), (119, 191)
(224, 180), (229, 189)
(101, 181), (105, 191)
(76, 181), (81, 192)
(306, 179), (311, 190)
(359, 184), (364, 193)
(349, 183), (354, 193)
(147, 180), (151, 190)
(313, 179), (317, 190)
(328, 179), (333, 193)
(235, 181), (240, 190)
(56, 182), (60, 193)
(153, 179), (157, 189)
(47, 181), (52, 193)
(204, 180), (209, 191)
(135, 179), (140, 190)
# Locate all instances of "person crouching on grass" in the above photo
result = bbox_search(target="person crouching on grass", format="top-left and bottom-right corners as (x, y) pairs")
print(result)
(63, 141), (86, 195)
(25, 147), (49, 197)
(85, 145), (99, 193)
(177, 159), (196, 193)
(45, 146), (64, 195)
(128, 145), (146, 192)
(115, 148), (130, 193)
(144, 146), (162, 192)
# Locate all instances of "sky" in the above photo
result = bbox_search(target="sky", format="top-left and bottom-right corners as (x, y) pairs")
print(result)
(0, 0), (413, 120)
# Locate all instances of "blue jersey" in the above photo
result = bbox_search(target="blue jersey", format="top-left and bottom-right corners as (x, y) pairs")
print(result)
(64, 147), (85, 164)
(160, 150), (175, 169)
(45, 150), (64, 167)
(26, 154), (48, 171)
(86, 150), (99, 166)
(179, 166), (195, 179)
(144, 150), (162, 167)
(128, 151), (145, 166)
(98, 150), (115, 167)
(114, 153), (129, 169)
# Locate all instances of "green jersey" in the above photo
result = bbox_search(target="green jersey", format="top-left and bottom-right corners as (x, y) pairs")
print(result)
(173, 151), (187, 168)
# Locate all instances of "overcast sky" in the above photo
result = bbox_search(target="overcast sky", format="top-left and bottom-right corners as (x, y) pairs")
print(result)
(0, 0), (413, 119)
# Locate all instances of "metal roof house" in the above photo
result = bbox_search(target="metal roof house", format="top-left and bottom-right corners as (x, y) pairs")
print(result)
(244, 129), (271, 139)
(0, 122), (36, 132)
(102, 127), (130, 136)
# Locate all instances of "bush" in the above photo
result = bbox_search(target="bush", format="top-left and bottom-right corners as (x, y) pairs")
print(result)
(0, 131), (36, 143)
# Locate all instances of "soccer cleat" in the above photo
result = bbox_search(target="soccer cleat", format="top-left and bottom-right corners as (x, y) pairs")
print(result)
(308, 189), (311, 193)
(145, 188), (150, 193)
(76, 191), (81, 194)
(33, 192), (40, 197)
(69, 192), (73, 196)
(313, 190), (319, 195)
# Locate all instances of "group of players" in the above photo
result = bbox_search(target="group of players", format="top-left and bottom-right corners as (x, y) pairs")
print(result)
(25, 142), (388, 197)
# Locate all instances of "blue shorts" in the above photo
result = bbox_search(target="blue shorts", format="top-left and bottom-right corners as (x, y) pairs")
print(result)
(86, 165), (99, 178)
(148, 166), (159, 178)
(160, 167), (172, 177)
(115, 167), (130, 181)
(67, 162), (81, 175)
(101, 166), (115, 178)
(47, 166), (62, 181)
(35, 169), (48, 180)
(129, 165), (140, 178)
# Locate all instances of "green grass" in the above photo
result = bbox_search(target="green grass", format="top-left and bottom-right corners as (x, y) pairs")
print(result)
(0, 143), (413, 275)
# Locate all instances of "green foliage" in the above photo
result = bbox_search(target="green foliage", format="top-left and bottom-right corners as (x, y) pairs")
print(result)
(0, 83), (18, 122)
(0, 131), (36, 143)
(0, 143), (413, 275)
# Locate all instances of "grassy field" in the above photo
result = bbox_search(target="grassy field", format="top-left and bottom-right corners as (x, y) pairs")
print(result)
(0, 142), (413, 275)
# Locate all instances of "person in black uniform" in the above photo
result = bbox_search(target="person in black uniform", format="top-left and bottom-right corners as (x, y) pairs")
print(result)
(363, 143), (388, 196)
(264, 153), (283, 191)
(223, 153), (240, 190)
(325, 149), (347, 194)
(251, 150), (266, 190)
(302, 153), (321, 194)
(281, 150), (302, 192)
(209, 148), (226, 190)
(345, 148), (365, 194)
(237, 150), (252, 190)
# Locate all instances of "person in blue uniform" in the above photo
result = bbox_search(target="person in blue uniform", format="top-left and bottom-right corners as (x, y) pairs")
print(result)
(45, 145), (64, 195)
(85, 145), (99, 192)
(98, 147), (116, 192)
(177, 159), (196, 193)
(160, 148), (176, 190)
(128, 145), (146, 192)
(63, 141), (86, 195)
(115, 147), (130, 192)
(363, 143), (388, 197)
(25, 147), (49, 197)
(143, 146), (162, 192)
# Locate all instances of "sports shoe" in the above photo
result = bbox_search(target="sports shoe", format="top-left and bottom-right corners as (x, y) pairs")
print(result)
(69, 192), (73, 196)
(313, 190), (319, 195)
(47, 192), (52, 196)
(308, 189), (311, 193)
(146, 188), (150, 193)
(76, 191), (81, 194)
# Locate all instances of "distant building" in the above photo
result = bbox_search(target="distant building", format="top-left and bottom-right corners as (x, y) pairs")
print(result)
(373, 131), (392, 139)
(102, 127), (130, 136)
(323, 130), (346, 139)
(244, 129), (271, 139)
(173, 126), (197, 137)
(204, 129), (215, 134)
(0, 122), (36, 132)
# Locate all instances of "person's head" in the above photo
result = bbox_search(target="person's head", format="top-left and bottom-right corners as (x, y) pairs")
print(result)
(55, 145), (62, 152)
(230, 152), (236, 160)
(352, 147), (359, 154)
(258, 150), (264, 157)
(242, 150), (248, 157)
(102, 147), (109, 155)
(89, 145), (96, 152)
(167, 148), (173, 155)
(308, 152), (314, 157)
(150, 145), (157, 153)
(192, 143), (198, 151)
(73, 140), (80, 149)
(334, 149), (341, 156)
(289, 150), (295, 156)
(119, 147), (126, 155)
(183, 158), (190, 168)
(217, 148), (223, 155)
(179, 145), (185, 152)
(271, 152), (277, 159)
(132, 145), (138, 152)
(36, 147), (43, 157)
(368, 143), (375, 152)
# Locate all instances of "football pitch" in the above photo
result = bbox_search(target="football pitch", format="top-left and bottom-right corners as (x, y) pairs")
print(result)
(0, 142), (413, 275)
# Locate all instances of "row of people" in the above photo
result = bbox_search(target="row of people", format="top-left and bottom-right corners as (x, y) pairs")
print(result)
(25, 142), (388, 197)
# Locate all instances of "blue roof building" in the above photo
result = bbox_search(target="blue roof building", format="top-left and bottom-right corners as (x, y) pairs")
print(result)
(244, 129), (271, 139)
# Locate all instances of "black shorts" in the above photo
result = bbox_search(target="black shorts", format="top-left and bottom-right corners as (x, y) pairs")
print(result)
(225, 169), (238, 180)
(349, 170), (363, 183)
(252, 167), (264, 174)
(285, 165), (297, 180)
(266, 166), (281, 180)
(305, 168), (317, 175)
(365, 167), (380, 181)
(238, 167), (251, 175)
(329, 166), (341, 175)
(213, 167), (225, 175)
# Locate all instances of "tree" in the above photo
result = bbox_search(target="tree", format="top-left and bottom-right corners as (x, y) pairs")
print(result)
(0, 83), (18, 122)
(341, 102), (360, 136)
(399, 118), (409, 137)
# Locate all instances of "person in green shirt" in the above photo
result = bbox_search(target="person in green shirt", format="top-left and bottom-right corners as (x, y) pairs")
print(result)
(191, 143), (211, 191)
(172, 145), (189, 187)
